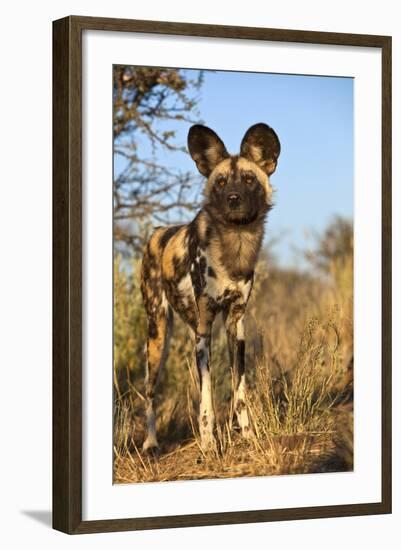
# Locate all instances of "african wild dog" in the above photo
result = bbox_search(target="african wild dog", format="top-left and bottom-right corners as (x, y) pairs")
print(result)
(140, 123), (280, 453)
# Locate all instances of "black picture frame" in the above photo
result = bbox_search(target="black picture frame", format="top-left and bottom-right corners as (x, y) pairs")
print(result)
(53, 15), (392, 534)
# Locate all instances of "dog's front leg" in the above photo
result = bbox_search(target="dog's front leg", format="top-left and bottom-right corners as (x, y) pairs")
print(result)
(196, 333), (216, 452)
(195, 297), (217, 452)
(225, 305), (253, 438)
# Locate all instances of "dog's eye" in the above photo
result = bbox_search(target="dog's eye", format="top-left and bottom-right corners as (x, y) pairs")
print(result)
(243, 174), (255, 185)
(216, 176), (226, 187)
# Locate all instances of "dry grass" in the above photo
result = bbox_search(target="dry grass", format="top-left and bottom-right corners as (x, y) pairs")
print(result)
(113, 218), (354, 484)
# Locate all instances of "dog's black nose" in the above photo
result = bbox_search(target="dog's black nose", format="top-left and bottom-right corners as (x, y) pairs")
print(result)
(227, 193), (241, 209)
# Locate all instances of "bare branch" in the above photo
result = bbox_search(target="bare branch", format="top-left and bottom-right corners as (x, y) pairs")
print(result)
(113, 66), (204, 256)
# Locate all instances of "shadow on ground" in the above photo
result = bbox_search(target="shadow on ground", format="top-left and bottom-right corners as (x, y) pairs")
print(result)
(21, 510), (52, 528)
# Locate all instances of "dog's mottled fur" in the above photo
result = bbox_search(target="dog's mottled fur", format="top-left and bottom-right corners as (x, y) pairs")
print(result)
(140, 123), (281, 452)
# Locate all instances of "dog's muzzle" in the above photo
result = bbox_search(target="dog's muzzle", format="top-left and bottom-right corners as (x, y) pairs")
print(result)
(227, 193), (241, 210)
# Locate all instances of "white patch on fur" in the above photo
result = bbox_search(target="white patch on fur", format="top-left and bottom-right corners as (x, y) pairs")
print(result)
(235, 373), (253, 439)
(178, 273), (195, 307)
(205, 257), (252, 311)
(236, 317), (245, 340)
(197, 336), (216, 451)
(206, 267), (232, 301)
(160, 290), (169, 312)
(240, 278), (252, 302)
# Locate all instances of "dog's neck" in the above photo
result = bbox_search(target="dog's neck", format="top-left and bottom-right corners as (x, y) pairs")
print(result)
(201, 209), (265, 280)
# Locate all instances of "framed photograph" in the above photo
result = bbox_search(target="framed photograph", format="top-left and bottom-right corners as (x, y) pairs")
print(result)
(53, 16), (392, 534)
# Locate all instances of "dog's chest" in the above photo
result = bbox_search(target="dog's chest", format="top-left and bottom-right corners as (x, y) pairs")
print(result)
(191, 245), (252, 307)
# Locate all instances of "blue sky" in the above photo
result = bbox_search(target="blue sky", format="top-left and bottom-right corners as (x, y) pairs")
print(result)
(117, 69), (353, 267)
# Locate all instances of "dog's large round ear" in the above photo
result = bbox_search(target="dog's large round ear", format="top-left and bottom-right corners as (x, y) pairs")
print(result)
(187, 125), (229, 177)
(240, 123), (281, 176)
